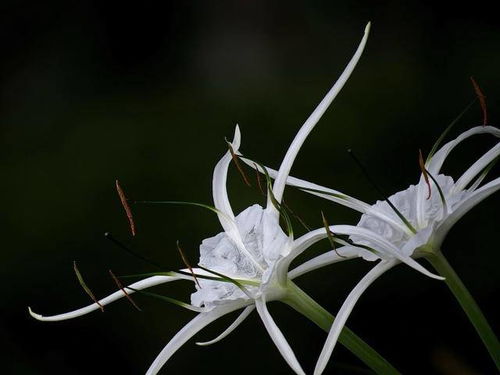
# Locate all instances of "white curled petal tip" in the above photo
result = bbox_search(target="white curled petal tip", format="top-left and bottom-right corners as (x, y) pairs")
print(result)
(270, 22), (371, 209)
(255, 298), (306, 375)
(28, 275), (179, 322)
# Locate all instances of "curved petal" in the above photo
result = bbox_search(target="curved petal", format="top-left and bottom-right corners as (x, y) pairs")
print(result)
(269, 23), (371, 218)
(196, 305), (255, 346)
(146, 301), (250, 375)
(314, 259), (398, 375)
(255, 298), (306, 375)
(427, 126), (500, 175)
(331, 225), (443, 280)
(435, 176), (500, 246)
(243, 157), (410, 234)
(288, 246), (362, 279)
(212, 126), (264, 271)
(28, 275), (180, 322)
(454, 142), (500, 192)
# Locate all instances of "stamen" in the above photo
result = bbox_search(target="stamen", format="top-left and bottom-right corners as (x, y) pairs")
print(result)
(125, 287), (204, 312)
(283, 199), (310, 231)
(321, 211), (346, 258)
(427, 99), (476, 162)
(104, 232), (163, 270)
(226, 141), (252, 187)
(197, 265), (254, 299)
(254, 162), (266, 196)
(176, 241), (201, 289)
(252, 159), (294, 236)
(347, 149), (417, 234)
(419, 149), (432, 199)
(109, 269), (141, 311)
(73, 261), (104, 312)
(470, 76), (488, 126)
(115, 180), (136, 236)
(424, 168), (448, 214)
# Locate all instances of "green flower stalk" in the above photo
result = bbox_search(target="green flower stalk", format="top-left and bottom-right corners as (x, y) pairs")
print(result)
(29, 23), (402, 375)
(255, 124), (500, 373)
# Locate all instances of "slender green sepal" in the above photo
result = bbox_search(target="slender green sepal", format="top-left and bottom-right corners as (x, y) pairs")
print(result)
(126, 287), (204, 312)
(468, 156), (499, 191)
(197, 265), (255, 299)
(347, 149), (417, 234)
(427, 99), (476, 162)
(251, 159), (294, 236)
(426, 251), (500, 371)
(321, 211), (346, 258)
(425, 168), (448, 213)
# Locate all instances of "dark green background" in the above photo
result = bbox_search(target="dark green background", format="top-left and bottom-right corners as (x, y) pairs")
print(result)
(2, 1), (499, 374)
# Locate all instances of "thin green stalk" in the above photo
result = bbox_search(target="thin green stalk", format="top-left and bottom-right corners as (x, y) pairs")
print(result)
(426, 251), (500, 370)
(283, 282), (400, 375)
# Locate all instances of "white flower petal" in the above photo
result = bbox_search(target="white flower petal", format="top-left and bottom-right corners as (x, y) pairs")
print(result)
(331, 225), (443, 280)
(454, 142), (500, 192)
(146, 301), (249, 375)
(242, 157), (372, 213)
(435, 176), (500, 246)
(255, 298), (306, 375)
(196, 305), (255, 346)
(211, 126), (265, 272)
(212, 125), (240, 229)
(288, 246), (362, 279)
(269, 23), (371, 216)
(314, 259), (398, 375)
(427, 126), (500, 175)
(28, 275), (179, 322)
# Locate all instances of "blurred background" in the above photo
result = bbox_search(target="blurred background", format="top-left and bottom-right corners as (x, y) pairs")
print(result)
(2, 1), (499, 374)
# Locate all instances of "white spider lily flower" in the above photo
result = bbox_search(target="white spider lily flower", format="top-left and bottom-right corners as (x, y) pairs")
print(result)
(251, 125), (500, 374)
(30, 23), (403, 375)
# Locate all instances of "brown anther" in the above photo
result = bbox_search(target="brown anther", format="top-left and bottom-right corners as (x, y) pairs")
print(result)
(227, 143), (252, 187)
(177, 241), (201, 288)
(470, 76), (488, 126)
(116, 180), (136, 236)
(419, 149), (432, 200)
(109, 269), (141, 311)
(73, 261), (104, 312)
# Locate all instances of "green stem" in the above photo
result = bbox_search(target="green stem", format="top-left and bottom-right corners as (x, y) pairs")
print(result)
(283, 282), (400, 375)
(426, 251), (500, 370)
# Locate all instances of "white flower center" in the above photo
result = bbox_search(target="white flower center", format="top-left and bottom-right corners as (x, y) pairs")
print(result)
(191, 204), (289, 309)
(352, 174), (467, 255)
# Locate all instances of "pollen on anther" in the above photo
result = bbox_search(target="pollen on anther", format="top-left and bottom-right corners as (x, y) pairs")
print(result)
(109, 269), (141, 311)
(116, 179), (136, 236)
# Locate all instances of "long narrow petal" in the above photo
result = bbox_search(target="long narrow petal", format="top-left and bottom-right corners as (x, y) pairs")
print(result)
(212, 126), (264, 271)
(314, 259), (398, 375)
(255, 298), (306, 375)
(269, 23), (371, 217)
(244, 157), (410, 234)
(435, 176), (500, 246)
(146, 301), (249, 375)
(427, 126), (500, 175)
(196, 305), (255, 346)
(454, 142), (500, 192)
(29, 275), (180, 321)
(330, 225), (443, 280)
(288, 246), (361, 279)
